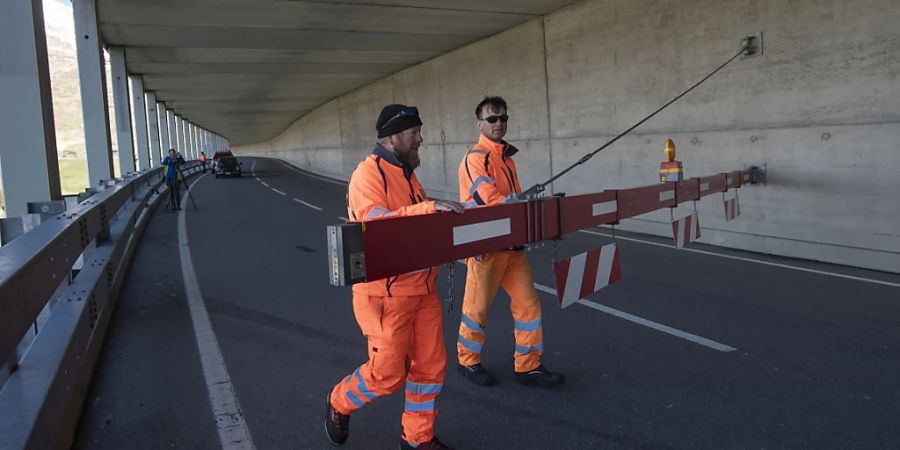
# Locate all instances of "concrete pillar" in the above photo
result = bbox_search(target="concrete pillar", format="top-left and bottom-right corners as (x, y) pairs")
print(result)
(157, 102), (169, 157)
(190, 123), (198, 159)
(73, 0), (114, 187)
(0, 0), (62, 217)
(107, 46), (134, 177)
(175, 115), (185, 156)
(129, 74), (150, 171)
(186, 122), (194, 159)
(166, 109), (176, 153)
(146, 92), (161, 167)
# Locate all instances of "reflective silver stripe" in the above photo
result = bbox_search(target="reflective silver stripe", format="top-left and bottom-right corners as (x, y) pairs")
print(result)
(453, 218), (511, 246)
(365, 205), (390, 219)
(514, 317), (542, 332)
(406, 380), (443, 395)
(461, 315), (484, 334)
(592, 200), (617, 216)
(469, 175), (495, 195)
(468, 149), (489, 156)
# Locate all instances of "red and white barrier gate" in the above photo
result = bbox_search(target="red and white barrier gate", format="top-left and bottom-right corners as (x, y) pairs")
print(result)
(327, 167), (759, 286)
(553, 243), (621, 308)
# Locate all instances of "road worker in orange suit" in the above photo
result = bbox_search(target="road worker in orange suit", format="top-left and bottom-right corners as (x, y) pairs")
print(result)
(456, 96), (565, 387)
(325, 104), (464, 450)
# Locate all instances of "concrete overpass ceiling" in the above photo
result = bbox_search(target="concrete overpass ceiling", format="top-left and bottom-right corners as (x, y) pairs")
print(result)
(98, 0), (578, 145)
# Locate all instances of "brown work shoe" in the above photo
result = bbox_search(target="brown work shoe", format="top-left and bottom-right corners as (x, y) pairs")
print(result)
(399, 436), (454, 450)
(325, 390), (350, 445)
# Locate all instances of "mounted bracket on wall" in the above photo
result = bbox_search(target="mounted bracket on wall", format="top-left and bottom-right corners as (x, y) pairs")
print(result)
(742, 32), (764, 58)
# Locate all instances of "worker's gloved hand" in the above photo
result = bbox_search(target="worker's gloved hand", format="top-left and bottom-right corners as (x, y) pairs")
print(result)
(434, 200), (465, 214)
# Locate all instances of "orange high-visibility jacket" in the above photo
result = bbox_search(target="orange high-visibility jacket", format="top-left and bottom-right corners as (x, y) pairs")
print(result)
(458, 134), (522, 206)
(348, 145), (438, 297)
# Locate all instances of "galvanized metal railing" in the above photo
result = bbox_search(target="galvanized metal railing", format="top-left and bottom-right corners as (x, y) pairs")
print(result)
(0, 162), (203, 450)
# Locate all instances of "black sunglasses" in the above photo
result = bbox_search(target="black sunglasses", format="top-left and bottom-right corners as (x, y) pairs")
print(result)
(384, 106), (419, 127)
(481, 114), (509, 124)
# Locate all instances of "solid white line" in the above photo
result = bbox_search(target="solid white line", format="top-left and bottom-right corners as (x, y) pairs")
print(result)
(260, 181), (270, 187)
(178, 175), (257, 450)
(576, 300), (738, 352)
(580, 229), (900, 289)
(529, 281), (735, 352)
(454, 261), (734, 351)
(272, 188), (286, 196)
(255, 177), (260, 181)
(338, 216), (349, 222)
(292, 198), (323, 211)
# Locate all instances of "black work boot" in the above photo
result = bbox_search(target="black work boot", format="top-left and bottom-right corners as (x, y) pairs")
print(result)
(325, 390), (350, 445)
(400, 436), (454, 450)
(514, 365), (565, 387)
(457, 363), (495, 386)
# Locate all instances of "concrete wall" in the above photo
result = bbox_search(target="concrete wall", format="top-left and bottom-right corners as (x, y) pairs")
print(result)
(234, 0), (900, 273)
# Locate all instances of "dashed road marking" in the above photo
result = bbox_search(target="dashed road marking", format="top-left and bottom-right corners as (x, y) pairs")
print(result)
(293, 198), (323, 211)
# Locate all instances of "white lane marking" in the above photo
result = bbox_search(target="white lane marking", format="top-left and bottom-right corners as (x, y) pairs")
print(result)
(260, 181), (270, 187)
(580, 229), (900, 289)
(453, 218), (511, 246)
(280, 160), (348, 186)
(255, 177), (260, 181)
(453, 260), (734, 352)
(659, 190), (675, 202)
(292, 198), (323, 211)
(530, 282), (736, 352)
(338, 216), (349, 222)
(178, 175), (257, 450)
(272, 188), (286, 196)
(592, 200), (617, 216)
(576, 300), (738, 352)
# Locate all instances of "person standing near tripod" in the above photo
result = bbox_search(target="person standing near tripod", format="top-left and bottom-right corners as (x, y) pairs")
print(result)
(162, 149), (185, 210)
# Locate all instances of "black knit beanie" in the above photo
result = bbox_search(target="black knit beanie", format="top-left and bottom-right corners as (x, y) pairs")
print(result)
(376, 104), (422, 138)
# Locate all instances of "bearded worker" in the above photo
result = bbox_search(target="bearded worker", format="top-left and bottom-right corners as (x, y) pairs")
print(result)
(455, 96), (565, 388)
(325, 104), (464, 450)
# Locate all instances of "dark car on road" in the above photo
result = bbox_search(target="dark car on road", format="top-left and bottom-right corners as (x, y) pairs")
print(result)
(215, 157), (242, 178)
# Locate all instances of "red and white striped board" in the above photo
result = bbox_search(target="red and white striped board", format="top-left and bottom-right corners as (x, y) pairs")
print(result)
(672, 213), (701, 249)
(724, 197), (741, 221)
(553, 243), (622, 308)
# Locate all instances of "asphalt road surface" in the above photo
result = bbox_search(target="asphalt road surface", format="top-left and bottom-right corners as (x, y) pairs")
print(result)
(73, 157), (900, 450)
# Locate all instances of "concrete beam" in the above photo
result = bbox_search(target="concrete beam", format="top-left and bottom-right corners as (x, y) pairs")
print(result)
(129, 75), (150, 171)
(0, 0), (62, 217)
(146, 92), (161, 167)
(73, 0), (114, 187)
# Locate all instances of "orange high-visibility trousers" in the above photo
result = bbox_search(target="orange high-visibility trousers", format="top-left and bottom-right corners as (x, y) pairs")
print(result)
(331, 293), (446, 444)
(457, 250), (543, 373)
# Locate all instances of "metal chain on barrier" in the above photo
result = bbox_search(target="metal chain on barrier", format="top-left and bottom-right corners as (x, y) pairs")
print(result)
(445, 263), (456, 317)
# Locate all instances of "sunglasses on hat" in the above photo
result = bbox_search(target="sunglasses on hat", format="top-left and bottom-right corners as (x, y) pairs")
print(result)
(384, 106), (419, 127)
(481, 114), (509, 124)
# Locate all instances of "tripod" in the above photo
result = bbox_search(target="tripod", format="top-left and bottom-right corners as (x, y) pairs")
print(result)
(165, 166), (198, 211)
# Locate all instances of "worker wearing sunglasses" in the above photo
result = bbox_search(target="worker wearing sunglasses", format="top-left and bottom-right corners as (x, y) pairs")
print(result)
(456, 96), (565, 389)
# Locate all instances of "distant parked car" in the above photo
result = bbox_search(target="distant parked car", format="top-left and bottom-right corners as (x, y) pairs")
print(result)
(215, 157), (242, 178)
(210, 151), (233, 173)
